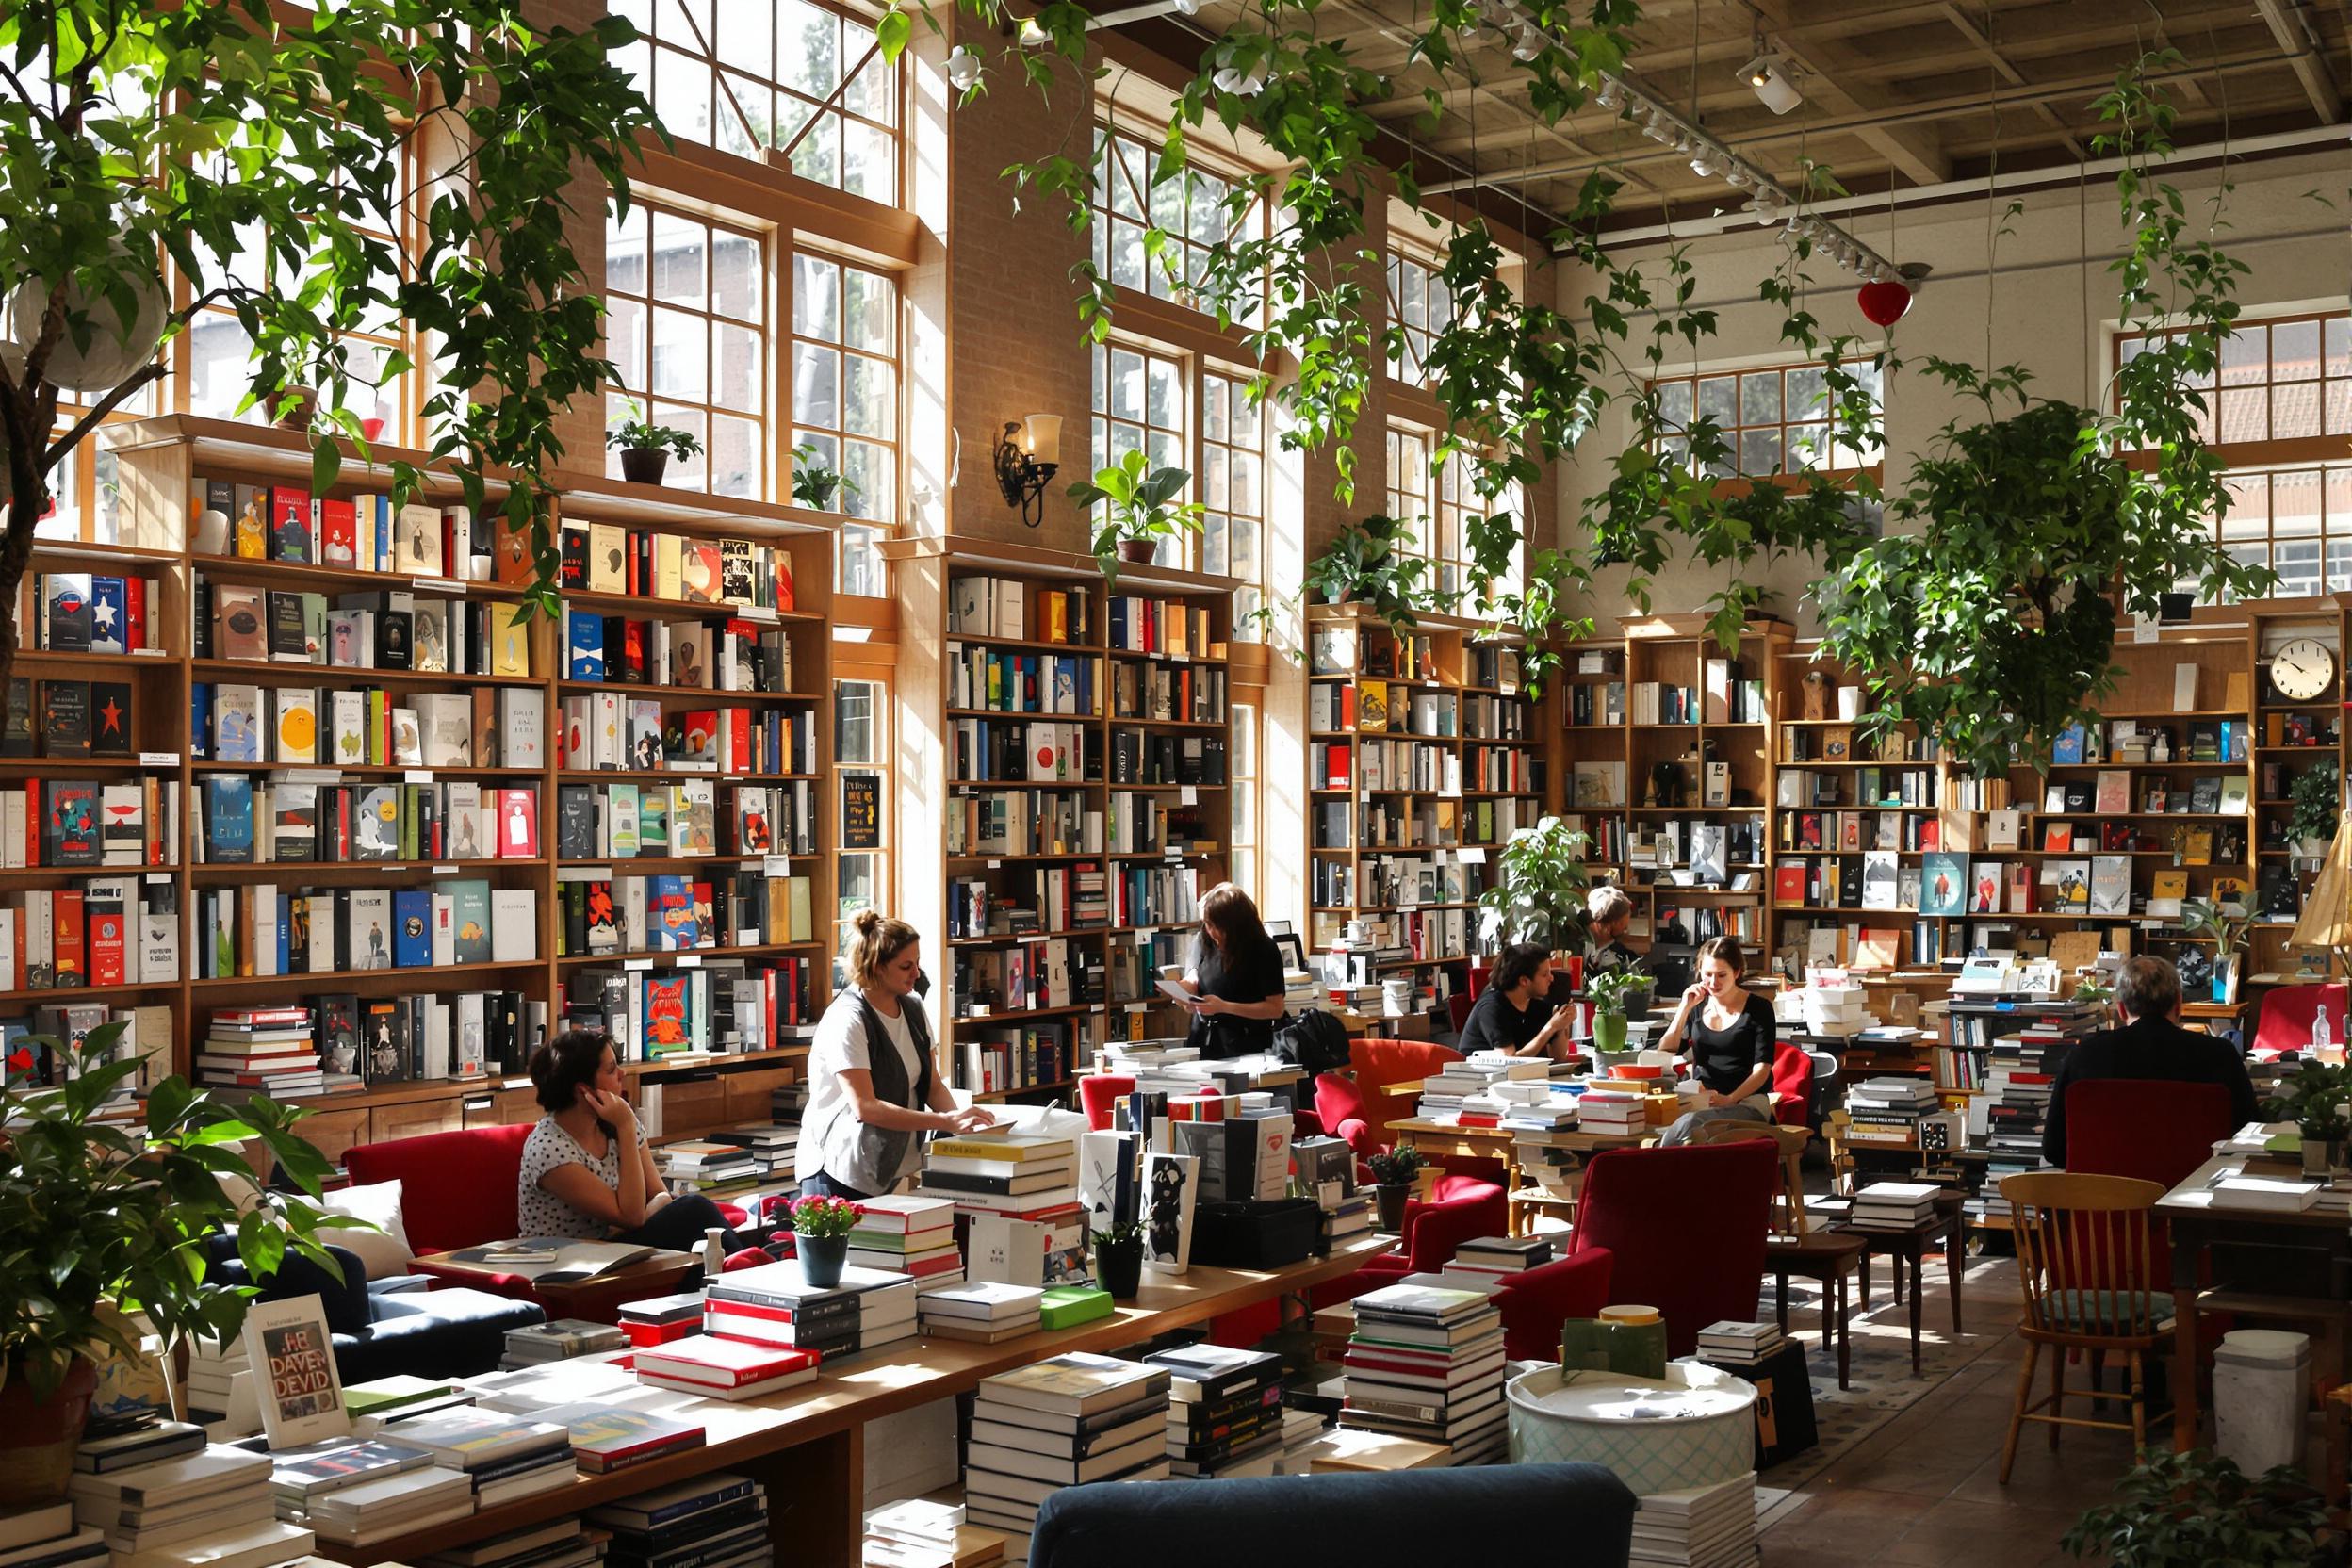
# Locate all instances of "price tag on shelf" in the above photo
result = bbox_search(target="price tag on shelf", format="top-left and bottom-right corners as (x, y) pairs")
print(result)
(130, 646), (166, 658)
(1126, 1003), (1148, 1014)
(624, 957), (654, 972)
(762, 856), (793, 878)
(138, 751), (175, 769)
(1133, 926), (1157, 939)
(433, 865), (459, 875)
(1180, 786), (1198, 806)
(739, 605), (779, 623)
(678, 955), (703, 968)
(2133, 616), (2159, 645)
(986, 859), (1003, 869)
(558, 865), (611, 882)
(144, 871), (171, 884)
(1019, 934), (1047, 944)
(1460, 846), (1489, 864)
(404, 769), (433, 785)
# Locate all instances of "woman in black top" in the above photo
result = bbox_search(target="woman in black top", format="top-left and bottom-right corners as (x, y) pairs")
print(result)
(1178, 884), (1286, 1059)
(1656, 936), (1775, 1146)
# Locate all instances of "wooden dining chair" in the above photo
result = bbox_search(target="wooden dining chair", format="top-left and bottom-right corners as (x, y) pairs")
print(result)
(1998, 1170), (2172, 1483)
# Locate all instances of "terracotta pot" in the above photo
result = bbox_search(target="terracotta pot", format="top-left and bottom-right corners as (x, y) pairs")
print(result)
(0, 1357), (97, 1509)
(795, 1233), (848, 1287)
(1117, 538), (1158, 564)
(270, 387), (316, 431)
(619, 447), (670, 487)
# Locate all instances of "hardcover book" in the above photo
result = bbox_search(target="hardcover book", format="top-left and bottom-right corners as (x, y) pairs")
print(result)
(87, 681), (131, 758)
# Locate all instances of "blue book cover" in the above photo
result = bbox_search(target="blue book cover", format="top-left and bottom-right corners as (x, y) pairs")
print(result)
(278, 900), (292, 975)
(189, 684), (213, 760)
(649, 874), (696, 951)
(2051, 725), (2084, 765)
(88, 578), (127, 655)
(567, 610), (606, 680)
(204, 777), (254, 864)
(392, 889), (433, 967)
(1920, 853), (1968, 917)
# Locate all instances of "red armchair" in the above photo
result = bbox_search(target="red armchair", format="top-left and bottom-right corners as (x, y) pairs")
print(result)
(2065, 1078), (2233, 1283)
(1315, 1175), (1507, 1308)
(1315, 1071), (1379, 1168)
(1770, 1041), (1815, 1129)
(1495, 1250), (1616, 1361)
(1079, 1073), (1136, 1131)
(2253, 983), (2349, 1059)
(1564, 1141), (1776, 1358)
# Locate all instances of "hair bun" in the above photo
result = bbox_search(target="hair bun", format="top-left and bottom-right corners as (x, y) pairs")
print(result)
(853, 908), (883, 938)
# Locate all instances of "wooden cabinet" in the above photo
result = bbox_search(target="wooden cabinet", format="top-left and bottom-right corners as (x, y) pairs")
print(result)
(725, 1066), (796, 1123)
(369, 1097), (463, 1144)
(290, 1108), (370, 1172)
(463, 1086), (540, 1128)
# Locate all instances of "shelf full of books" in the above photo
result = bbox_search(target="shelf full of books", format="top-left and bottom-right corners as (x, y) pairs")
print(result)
(0, 413), (841, 1154)
(888, 539), (1238, 1102)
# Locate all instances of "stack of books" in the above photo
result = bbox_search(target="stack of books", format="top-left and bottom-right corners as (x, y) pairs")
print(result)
(709, 1122), (798, 1181)
(268, 1435), (433, 1522)
(69, 1445), (313, 1568)
(1143, 1345), (1285, 1478)
(836, 1264), (922, 1354)
(1338, 1283), (1508, 1464)
(501, 1317), (629, 1368)
(1695, 1320), (1786, 1367)
(417, 1517), (608, 1568)
(184, 1336), (259, 1438)
(846, 1196), (964, 1288)
(913, 1132), (1086, 1284)
(1629, 1472), (1758, 1568)
(297, 1462), (474, 1548)
(617, 1292), (707, 1348)
(196, 1007), (327, 1101)
(0, 1501), (106, 1568)
(2213, 1173), (2325, 1211)
(382, 1407), (574, 1510)
(918, 1281), (1044, 1344)
(963, 1354), (1172, 1551)
(588, 1474), (770, 1568)
(1274, 1404), (1331, 1474)
(1413, 1059), (1508, 1119)
(862, 1500), (1005, 1568)
(657, 1139), (760, 1195)
(1575, 1089), (1648, 1136)
(1846, 1181), (1941, 1233)
(705, 1260), (861, 1360)
(1799, 979), (1870, 1039)
(1442, 1235), (1552, 1286)
(1037, 1285), (1113, 1331)
(73, 1421), (206, 1478)
(631, 1334), (820, 1400)
(1843, 1077), (1940, 1145)
(526, 1405), (707, 1475)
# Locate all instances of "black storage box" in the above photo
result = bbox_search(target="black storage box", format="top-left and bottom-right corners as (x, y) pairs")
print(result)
(1187, 1197), (1322, 1269)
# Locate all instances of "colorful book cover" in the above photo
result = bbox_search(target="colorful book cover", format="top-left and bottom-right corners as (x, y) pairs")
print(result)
(1919, 852), (1967, 917)
(449, 880), (493, 965)
(44, 781), (101, 866)
(392, 890), (432, 967)
(204, 776), (254, 864)
(678, 541), (724, 605)
(320, 497), (356, 567)
(88, 577), (127, 655)
(568, 611), (606, 680)
(719, 539), (754, 604)
(270, 487), (314, 564)
(88, 681), (132, 758)
(650, 874), (696, 951)
(643, 973), (691, 1054)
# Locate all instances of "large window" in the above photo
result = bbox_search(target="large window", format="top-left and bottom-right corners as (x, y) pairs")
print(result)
(793, 252), (898, 564)
(2211, 466), (2352, 596)
(1385, 245), (1454, 387)
(1230, 701), (1259, 895)
(606, 201), (768, 498)
(1648, 360), (1886, 475)
(2123, 313), (2352, 445)
(613, 0), (900, 205)
(831, 676), (890, 987)
(1384, 422), (1437, 589)
(1438, 456), (1524, 609)
(1090, 123), (1263, 324)
(1090, 338), (1187, 564)
(1200, 366), (1264, 632)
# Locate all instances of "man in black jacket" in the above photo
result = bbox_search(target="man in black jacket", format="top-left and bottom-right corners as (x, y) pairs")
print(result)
(2042, 956), (2260, 1167)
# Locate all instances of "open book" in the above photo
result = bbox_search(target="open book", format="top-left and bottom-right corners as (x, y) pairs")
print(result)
(446, 1238), (657, 1282)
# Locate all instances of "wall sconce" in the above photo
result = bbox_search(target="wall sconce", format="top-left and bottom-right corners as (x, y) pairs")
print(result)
(993, 415), (1061, 529)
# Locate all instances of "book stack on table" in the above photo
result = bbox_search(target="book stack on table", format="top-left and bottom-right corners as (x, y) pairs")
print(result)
(616, 1292), (707, 1348)
(704, 1260), (862, 1361)
(415, 1516), (608, 1568)
(710, 1122), (798, 1182)
(1844, 1181), (1941, 1233)
(630, 1334), (820, 1401)
(1694, 1321), (1786, 1368)
(587, 1474), (770, 1568)
(379, 1407), (574, 1511)
(501, 1318), (630, 1369)
(918, 1282), (1044, 1345)
(71, 1445), (315, 1568)
(657, 1139), (760, 1196)
(526, 1405), (707, 1476)
(912, 1133), (1087, 1286)
(1629, 1471), (1758, 1568)
(296, 1462), (473, 1549)
(847, 1197), (965, 1291)
(861, 1500), (1006, 1568)
(268, 1435), (433, 1527)
(1576, 1090), (1648, 1137)
(186, 1336), (261, 1440)
(342, 1377), (467, 1429)
(0, 1498), (107, 1568)
(1441, 1234), (1552, 1286)
(962, 1354), (1172, 1558)
(1338, 1283), (1508, 1464)
(835, 1265), (922, 1355)
(1141, 1345), (1285, 1478)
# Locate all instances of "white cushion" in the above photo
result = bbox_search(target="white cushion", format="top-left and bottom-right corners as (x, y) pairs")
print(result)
(289, 1179), (416, 1281)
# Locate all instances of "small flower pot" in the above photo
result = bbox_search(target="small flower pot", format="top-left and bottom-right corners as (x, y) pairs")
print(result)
(270, 387), (317, 432)
(795, 1232), (848, 1287)
(1592, 1009), (1628, 1054)
(620, 447), (671, 487)
(1375, 1183), (1411, 1233)
(1095, 1237), (1144, 1299)
(2301, 1137), (2344, 1176)
(0, 1357), (97, 1508)
(1117, 538), (1158, 564)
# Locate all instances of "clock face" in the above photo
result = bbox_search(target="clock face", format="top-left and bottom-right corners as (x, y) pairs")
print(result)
(2270, 638), (2335, 702)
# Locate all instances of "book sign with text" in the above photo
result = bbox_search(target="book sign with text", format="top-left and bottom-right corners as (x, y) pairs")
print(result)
(242, 1293), (351, 1449)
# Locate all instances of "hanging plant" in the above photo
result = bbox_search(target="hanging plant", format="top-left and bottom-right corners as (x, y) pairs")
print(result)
(1300, 514), (1432, 641)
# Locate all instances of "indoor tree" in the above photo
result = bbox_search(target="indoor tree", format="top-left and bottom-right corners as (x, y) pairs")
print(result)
(0, 0), (662, 686)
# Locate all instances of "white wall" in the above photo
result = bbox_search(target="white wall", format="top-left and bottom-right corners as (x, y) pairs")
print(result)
(1552, 146), (2352, 633)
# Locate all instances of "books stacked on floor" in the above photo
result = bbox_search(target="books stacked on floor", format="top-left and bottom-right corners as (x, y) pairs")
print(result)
(381, 1406), (574, 1510)
(1142, 1344), (1285, 1478)
(267, 1434), (432, 1520)
(0, 1500), (106, 1568)
(848, 1196), (964, 1288)
(963, 1354), (1172, 1556)
(657, 1139), (760, 1195)
(501, 1317), (630, 1368)
(74, 1420), (206, 1477)
(710, 1122), (799, 1181)
(1630, 1471), (1758, 1568)
(632, 1333), (819, 1400)
(918, 1281), (1044, 1344)
(1339, 1282), (1507, 1464)
(525, 1405), (707, 1474)
(705, 1259), (861, 1359)
(70, 1444), (315, 1568)
(1694, 1320), (1786, 1367)
(185, 1335), (261, 1439)
(588, 1474), (769, 1568)
(1845, 1181), (1940, 1233)
(343, 1376), (466, 1427)
(837, 1264), (922, 1354)
(617, 1291), (707, 1348)
(417, 1517), (608, 1568)
(862, 1500), (1007, 1568)
(1442, 1235), (1552, 1286)
(1574, 1088), (1649, 1137)
(284, 1460), (473, 1548)
(197, 1007), (328, 1101)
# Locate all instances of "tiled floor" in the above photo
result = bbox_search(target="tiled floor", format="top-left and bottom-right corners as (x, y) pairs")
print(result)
(1756, 1258), (2146, 1568)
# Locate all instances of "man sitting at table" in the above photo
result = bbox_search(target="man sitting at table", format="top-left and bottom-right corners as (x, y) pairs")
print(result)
(2042, 955), (2260, 1167)
(1461, 942), (1576, 1060)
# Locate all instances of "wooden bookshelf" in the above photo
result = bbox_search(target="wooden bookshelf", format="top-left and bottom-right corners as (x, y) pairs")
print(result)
(887, 538), (1237, 1101)
(0, 414), (843, 1163)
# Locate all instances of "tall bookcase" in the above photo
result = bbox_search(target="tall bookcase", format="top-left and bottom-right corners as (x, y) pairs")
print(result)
(1303, 603), (1544, 1002)
(889, 538), (1237, 1102)
(0, 414), (842, 1167)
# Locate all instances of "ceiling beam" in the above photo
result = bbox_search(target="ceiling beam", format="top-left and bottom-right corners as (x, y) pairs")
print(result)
(1933, 3), (2084, 161)
(2248, 0), (2344, 123)
(1746, 0), (1952, 184)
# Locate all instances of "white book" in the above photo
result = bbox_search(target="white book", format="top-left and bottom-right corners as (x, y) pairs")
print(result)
(491, 890), (536, 962)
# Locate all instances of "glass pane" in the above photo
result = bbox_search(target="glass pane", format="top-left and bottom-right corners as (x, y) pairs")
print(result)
(653, 45), (711, 145)
(834, 682), (877, 763)
(842, 118), (894, 204)
(713, 321), (762, 414)
(1695, 375), (1735, 427)
(1658, 380), (1693, 430)
(708, 412), (761, 498)
(837, 853), (877, 917)
(1787, 366), (1827, 418)
(793, 254), (840, 341)
(2327, 538), (2352, 594)
(2326, 317), (2349, 378)
(792, 342), (841, 430)
(841, 438), (892, 524)
(1108, 349), (1143, 422)
(1203, 514), (1229, 576)
(2275, 380), (2322, 441)
(717, 1), (773, 77)
(2273, 469), (2322, 535)
(652, 403), (707, 488)
(1108, 222), (1145, 291)
(842, 268), (893, 353)
(842, 353), (892, 438)
(2329, 382), (2352, 437)
(188, 315), (261, 422)
(1202, 379), (1228, 443)
(1230, 447), (1258, 517)
(1740, 371), (1781, 426)
(778, 0), (841, 99)
(650, 209), (707, 306)
(769, 94), (818, 156)
(2218, 386), (2268, 444)
(789, 115), (841, 188)
(606, 204), (649, 296)
(1146, 356), (1180, 432)
(648, 307), (708, 401)
(1740, 427), (1780, 474)
(715, 74), (763, 159)
(2220, 325), (2266, 384)
(2273, 318), (2322, 379)
(840, 523), (883, 597)
(710, 230), (762, 323)
(2276, 540), (2320, 596)
(1785, 423), (1828, 468)
(842, 46), (896, 125)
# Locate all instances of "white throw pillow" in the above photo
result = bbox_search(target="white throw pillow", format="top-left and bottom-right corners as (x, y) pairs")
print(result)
(290, 1180), (416, 1282)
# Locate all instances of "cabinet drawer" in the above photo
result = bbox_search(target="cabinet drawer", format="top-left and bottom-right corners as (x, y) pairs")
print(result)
(463, 1086), (540, 1128)
(370, 1097), (463, 1145)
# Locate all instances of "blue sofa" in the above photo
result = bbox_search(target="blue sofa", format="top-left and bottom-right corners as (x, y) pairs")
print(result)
(1029, 1461), (1639, 1568)
(204, 1235), (546, 1383)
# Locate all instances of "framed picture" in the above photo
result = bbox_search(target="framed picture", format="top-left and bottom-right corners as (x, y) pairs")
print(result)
(1142, 1151), (1199, 1277)
(241, 1293), (351, 1450)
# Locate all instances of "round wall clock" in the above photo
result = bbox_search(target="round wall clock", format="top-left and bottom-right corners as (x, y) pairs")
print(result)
(2268, 638), (2335, 702)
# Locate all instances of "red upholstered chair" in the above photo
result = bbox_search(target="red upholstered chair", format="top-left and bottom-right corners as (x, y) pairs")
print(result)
(2065, 1078), (2233, 1282)
(1770, 1041), (1816, 1129)
(1564, 1141), (1776, 1358)
(1079, 1074), (1136, 1131)
(1313, 1175), (1508, 1309)
(1289, 1106), (1327, 1140)
(2252, 984), (2349, 1059)
(1446, 993), (1475, 1035)
(1495, 1249), (1617, 1361)
(1315, 1071), (1380, 1168)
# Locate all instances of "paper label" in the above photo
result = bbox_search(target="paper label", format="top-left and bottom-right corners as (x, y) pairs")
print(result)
(1180, 786), (1199, 806)
(1460, 846), (1489, 864)
(138, 751), (176, 768)
(762, 856), (794, 878)
(678, 954), (703, 968)
(404, 768), (433, 784)
(413, 576), (466, 596)
(624, 957), (653, 972)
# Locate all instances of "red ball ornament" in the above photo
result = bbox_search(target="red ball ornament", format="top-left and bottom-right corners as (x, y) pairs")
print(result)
(1856, 279), (1912, 328)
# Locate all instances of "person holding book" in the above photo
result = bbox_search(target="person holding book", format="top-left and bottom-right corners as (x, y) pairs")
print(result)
(1459, 942), (1576, 1059)
(799, 910), (996, 1200)
(1656, 936), (1776, 1146)
(518, 1029), (744, 1250)
(1584, 885), (1644, 975)
(1174, 883), (1287, 1059)
(2041, 955), (2258, 1166)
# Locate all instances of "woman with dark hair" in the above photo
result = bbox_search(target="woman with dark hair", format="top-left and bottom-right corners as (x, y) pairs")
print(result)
(1459, 941), (1574, 1059)
(1176, 883), (1286, 1059)
(516, 1029), (743, 1250)
(797, 910), (996, 1200)
(1655, 935), (1776, 1146)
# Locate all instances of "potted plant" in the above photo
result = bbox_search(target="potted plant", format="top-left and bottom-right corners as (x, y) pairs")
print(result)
(1067, 450), (1203, 586)
(2070, 974), (2115, 1025)
(1477, 816), (1593, 955)
(1364, 1146), (1428, 1234)
(2183, 897), (2256, 1004)
(2289, 760), (2339, 862)
(2262, 1059), (2350, 1176)
(1089, 1220), (1146, 1299)
(788, 1194), (861, 1287)
(607, 400), (704, 487)
(0, 1024), (344, 1505)
(1586, 969), (1646, 1056)
(790, 443), (858, 513)
(2062, 1446), (2326, 1568)
(1303, 514), (1434, 641)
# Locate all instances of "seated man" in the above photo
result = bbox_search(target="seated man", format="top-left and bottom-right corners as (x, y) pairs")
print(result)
(1461, 942), (1575, 1059)
(2043, 955), (2260, 1167)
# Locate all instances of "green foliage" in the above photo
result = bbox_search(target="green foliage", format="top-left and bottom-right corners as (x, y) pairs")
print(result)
(2262, 1059), (2350, 1144)
(1089, 1220), (1144, 1248)
(1066, 449), (1203, 588)
(2062, 1447), (2327, 1568)
(1365, 1146), (1427, 1188)
(0, 0), (663, 678)
(2181, 896), (2255, 956)
(607, 400), (704, 463)
(1, 1023), (348, 1399)
(1477, 816), (1592, 954)
(1299, 514), (1430, 644)
(789, 443), (858, 513)
(2289, 760), (2339, 847)
(1585, 967), (1645, 1018)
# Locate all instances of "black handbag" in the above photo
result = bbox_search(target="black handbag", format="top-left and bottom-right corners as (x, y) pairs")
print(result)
(1188, 1197), (1322, 1269)
(1274, 1009), (1350, 1076)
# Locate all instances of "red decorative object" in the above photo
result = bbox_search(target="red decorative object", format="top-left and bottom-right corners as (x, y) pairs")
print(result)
(1857, 279), (1913, 327)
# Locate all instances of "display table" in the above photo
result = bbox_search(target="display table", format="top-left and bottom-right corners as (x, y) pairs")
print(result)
(1838, 1193), (1967, 1377)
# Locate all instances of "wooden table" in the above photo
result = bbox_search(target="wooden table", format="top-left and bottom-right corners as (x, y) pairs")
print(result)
(1838, 1194), (1967, 1377)
(318, 1233), (1395, 1568)
(1384, 1117), (1650, 1237)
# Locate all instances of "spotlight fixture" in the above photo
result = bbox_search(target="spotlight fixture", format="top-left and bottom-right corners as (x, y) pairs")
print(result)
(993, 415), (1062, 528)
(1511, 22), (1544, 61)
(1016, 15), (1050, 47)
(1595, 77), (1621, 109)
(1643, 106), (1671, 140)
(1740, 54), (1802, 115)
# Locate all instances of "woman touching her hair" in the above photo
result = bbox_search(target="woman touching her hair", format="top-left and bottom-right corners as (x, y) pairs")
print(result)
(516, 1029), (744, 1250)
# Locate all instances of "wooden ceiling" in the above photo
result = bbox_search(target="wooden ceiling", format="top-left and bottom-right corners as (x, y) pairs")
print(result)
(1163, 0), (2350, 233)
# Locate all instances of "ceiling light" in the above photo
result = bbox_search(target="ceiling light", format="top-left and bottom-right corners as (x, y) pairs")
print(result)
(1642, 106), (1671, 141)
(1723, 164), (1751, 188)
(1740, 54), (1802, 115)
(1511, 22), (1544, 60)
(1595, 77), (1621, 110)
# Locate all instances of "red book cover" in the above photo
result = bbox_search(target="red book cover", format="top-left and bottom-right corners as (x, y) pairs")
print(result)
(680, 710), (718, 766)
(498, 788), (539, 858)
(1772, 864), (1806, 906)
(623, 619), (647, 682)
(52, 889), (84, 984)
(636, 1335), (820, 1384)
(776, 552), (794, 612)
(123, 575), (146, 651)
(725, 708), (751, 774)
(320, 497), (357, 567)
(87, 904), (125, 986)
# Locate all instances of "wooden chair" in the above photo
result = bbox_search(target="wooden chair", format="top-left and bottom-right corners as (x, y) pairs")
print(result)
(1698, 1120), (1863, 1389)
(1998, 1170), (2172, 1483)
